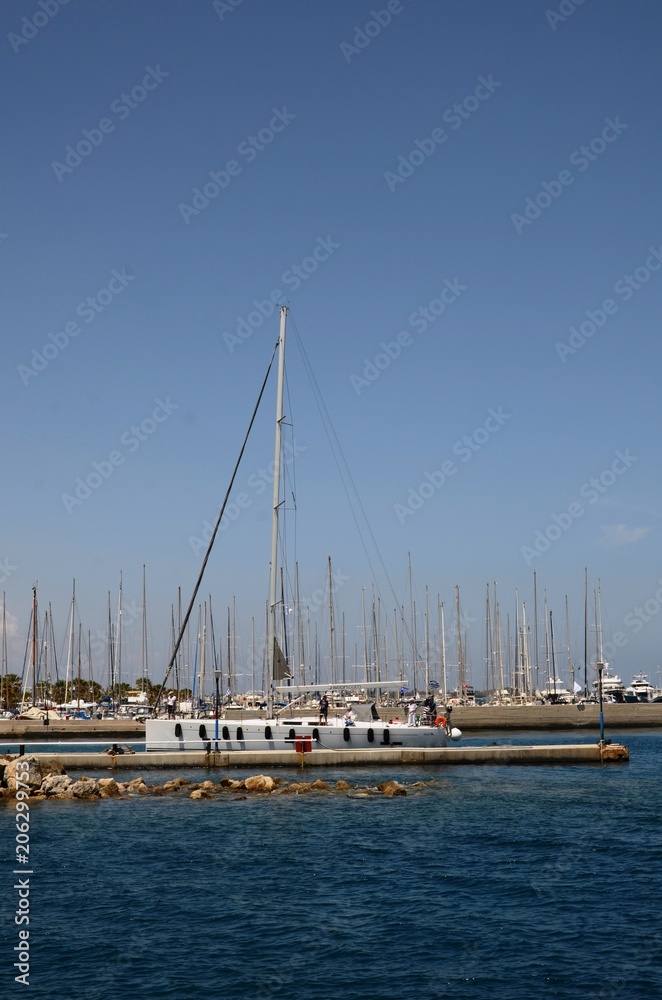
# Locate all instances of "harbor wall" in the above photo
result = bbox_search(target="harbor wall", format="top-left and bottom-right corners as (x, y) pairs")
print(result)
(17, 743), (630, 769)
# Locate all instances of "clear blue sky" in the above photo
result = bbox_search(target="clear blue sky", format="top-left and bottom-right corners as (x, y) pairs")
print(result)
(2, 0), (661, 694)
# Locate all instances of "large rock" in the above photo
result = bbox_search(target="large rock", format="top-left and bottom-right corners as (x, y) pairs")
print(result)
(71, 777), (100, 799)
(244, 775), (276, 793)
(126, 778), (149, 795)
(282, 782), (313, 795)
(38, 757), (65, 779)
(190, 788), (213, 799)
(334, 779), (351, 791)
(98, 778), (122, 798)
(381, 781), (407, 797)
(310, 779), (329, 791)
(162, 778), (189, 791)
(5, 756), (42, 791)
(41, 774), (74, 798)
(219, 777), (246, 791)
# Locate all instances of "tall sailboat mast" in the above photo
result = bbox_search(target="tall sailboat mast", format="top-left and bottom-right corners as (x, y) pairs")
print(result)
(65, 579), (75, 704)
(1, 592), (7, 710)
(116, 572), (123, 706)
(424, 586), (430, 694)
(455, 585), (465, 699)
(328, 556), (335, 686)
(361, 588), (369, 683)
(31, 585), (38, 706)
(583, 567), (589, 697)
(141, 564), (149, 692)
(439, 599), (447, 703)
(266, 305), (287, 716)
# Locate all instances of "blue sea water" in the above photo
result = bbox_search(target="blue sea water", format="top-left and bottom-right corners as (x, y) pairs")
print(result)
(2, 730), (661, 1000)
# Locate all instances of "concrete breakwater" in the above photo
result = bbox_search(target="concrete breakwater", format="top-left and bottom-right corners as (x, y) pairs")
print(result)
(447, 702), (662, 730)
(0, 719), (146, 742)
(1, 742), (630, 772)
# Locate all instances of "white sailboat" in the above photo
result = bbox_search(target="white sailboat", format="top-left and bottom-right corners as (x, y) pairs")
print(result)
(146, 307), (462, 752)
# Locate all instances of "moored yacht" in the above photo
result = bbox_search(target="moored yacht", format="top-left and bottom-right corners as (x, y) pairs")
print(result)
(625, 673), (657, 702)
(592, 662), (628, 702)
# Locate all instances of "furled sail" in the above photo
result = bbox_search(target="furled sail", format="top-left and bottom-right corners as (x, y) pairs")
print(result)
(272, 637), (291, 682)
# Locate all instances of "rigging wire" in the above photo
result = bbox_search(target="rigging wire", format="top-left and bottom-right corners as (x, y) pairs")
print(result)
(288, 312), (419, 663)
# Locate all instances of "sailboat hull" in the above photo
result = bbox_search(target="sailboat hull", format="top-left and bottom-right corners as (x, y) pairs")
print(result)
(145, 717), (456, 752)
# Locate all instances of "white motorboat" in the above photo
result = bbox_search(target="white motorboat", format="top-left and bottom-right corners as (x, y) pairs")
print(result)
(625, 673), (657, 702)
(592, 662), (627, 702)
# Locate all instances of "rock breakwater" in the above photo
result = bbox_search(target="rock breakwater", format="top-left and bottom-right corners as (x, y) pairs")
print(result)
(0, 755), (419, 801)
